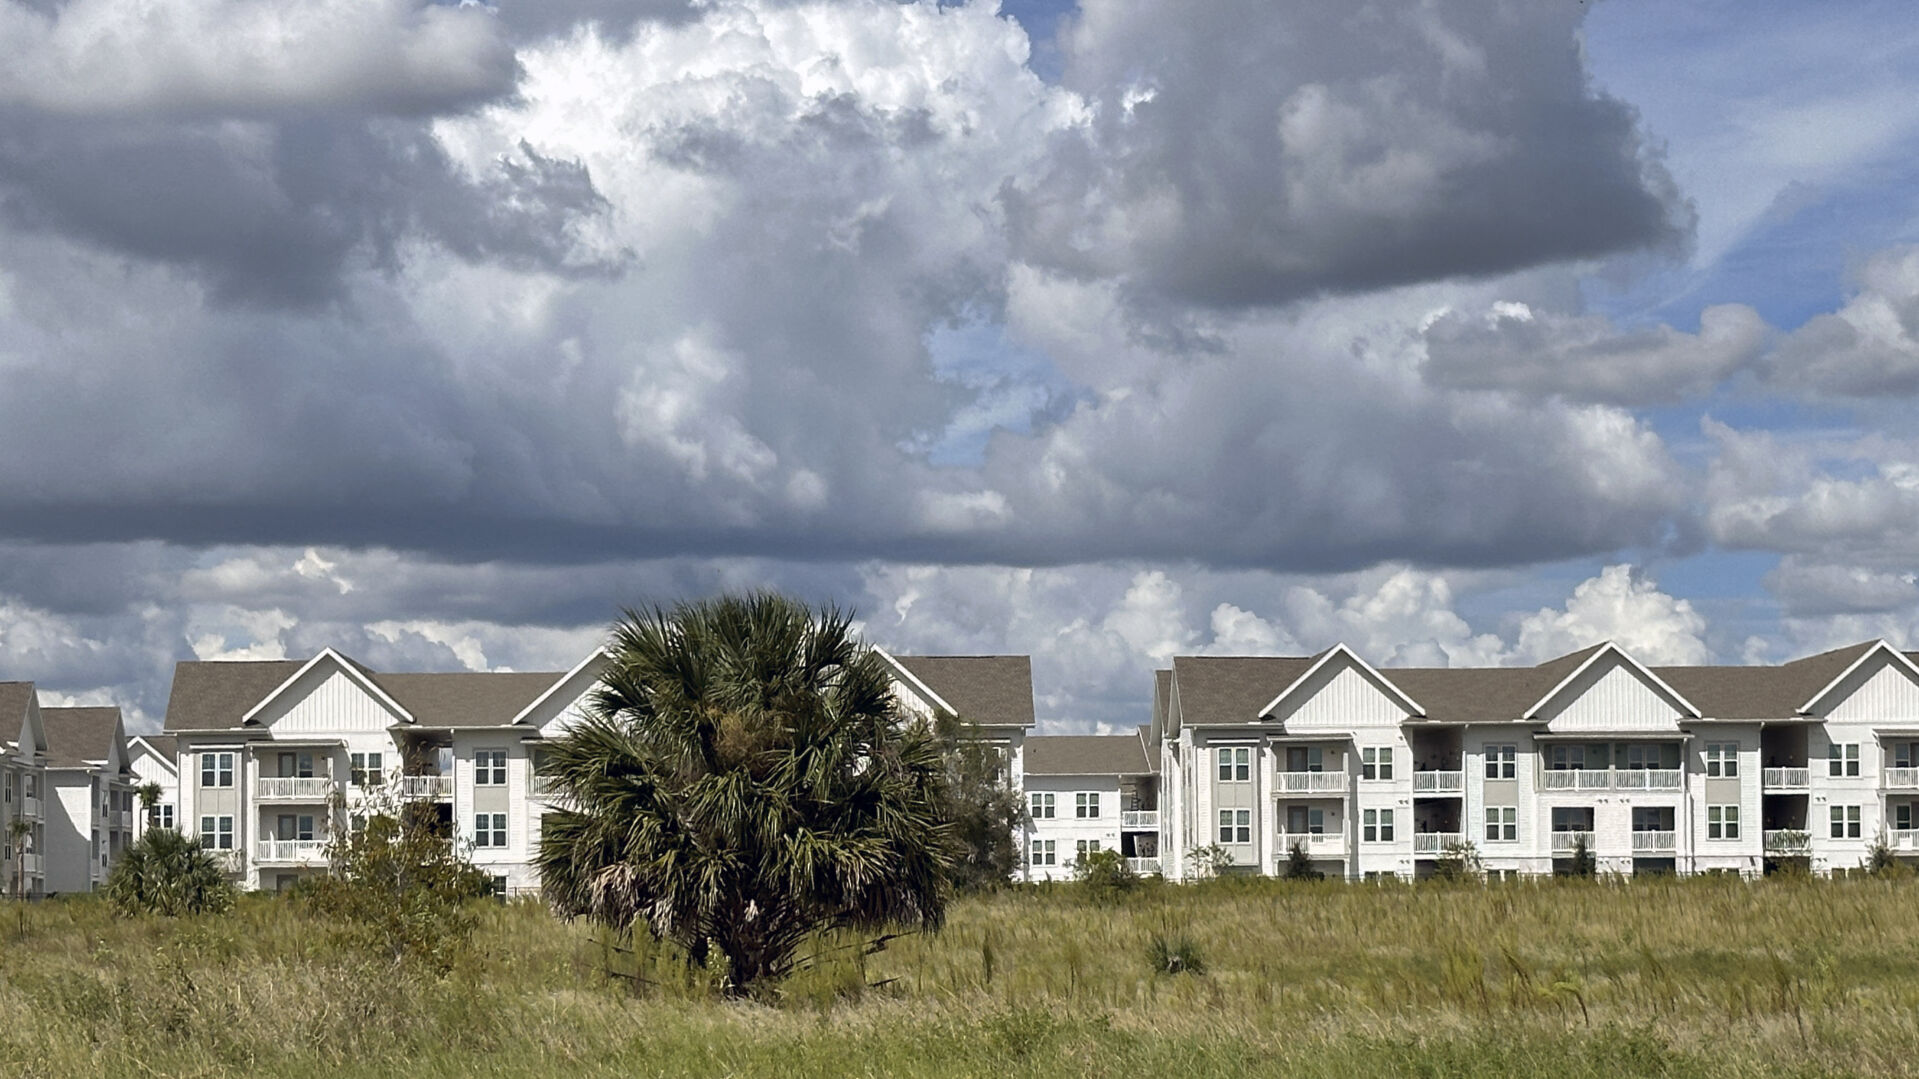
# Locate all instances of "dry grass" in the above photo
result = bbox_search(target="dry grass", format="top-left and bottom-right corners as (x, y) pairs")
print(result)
(0, 875), (1915, 1077)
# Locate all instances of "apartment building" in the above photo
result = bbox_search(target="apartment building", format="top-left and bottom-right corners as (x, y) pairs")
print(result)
(0, 682), (50, 897)
(1154, 639), (1919, 881)
(41, 707), (136, 893)
(127, 734), (179, 839)
(880, 651), (1035, 788)
(163, 648), (608, 894)
(1022, 729), (1159, 881)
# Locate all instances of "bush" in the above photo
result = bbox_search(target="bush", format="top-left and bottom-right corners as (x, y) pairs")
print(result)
(1433, 839), (1484, 882)
(1146, 931), (1205, 975)
(1187, 844), (1233, 879)
(1072, 848), (1140, 903)
(105, 829), (236, 917)
(1283, 840), (1324, 880)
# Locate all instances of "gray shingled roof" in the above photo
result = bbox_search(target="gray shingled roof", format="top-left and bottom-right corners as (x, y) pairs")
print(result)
(1379, 666), (1562, 724)
(163, 658), (567, 732)
(1165, 655), (1318, 725)
(163, 661), (306, 731)
(891, 655), (1035, 728)
(0, 682), (33, 739)
(42, 706), (121, 769)
(132, 734), (178, 764)
(1025, 733), (1153, 775)
(1655, 642), (1879, 720)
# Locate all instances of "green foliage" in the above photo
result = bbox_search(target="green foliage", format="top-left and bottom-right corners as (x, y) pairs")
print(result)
(104, 829), (235, 917)
(1864, 836), (1904, 877)
(1187, 843), (1233, 879)
(136, 782), (164, 826)
(536, 593), (956, 998)
(931, 713), (1023, 892)
(295, 790), (491, 970)
(1282, 840), (1324, 880)
(1072, 847), (1140, 903)
(1565, 834), (1597, 878)
(1145, 930), (1205, 975)
(1434, 838), (1485, 882)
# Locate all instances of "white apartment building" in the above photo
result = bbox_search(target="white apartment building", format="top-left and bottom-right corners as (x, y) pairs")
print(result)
(164, 648), (608, 894)
(880, 651), (1035, 789)
(40, 707), (136, 893)
(0, 682), (50, 897)
(127, 735), (179, 839)
(1154, 639), (1919, 881)
(1021, 729), (1159, 881)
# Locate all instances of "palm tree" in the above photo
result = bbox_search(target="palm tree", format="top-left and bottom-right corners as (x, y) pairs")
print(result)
(137, 782), (164, 831)
(105, 828), (235, 916)
(537, 593), (956, 997)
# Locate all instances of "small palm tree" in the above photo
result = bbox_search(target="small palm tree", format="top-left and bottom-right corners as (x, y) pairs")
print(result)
(105, 829), (235, 916)
(137, 782), (164, 830)
(537, 593), (956, 997)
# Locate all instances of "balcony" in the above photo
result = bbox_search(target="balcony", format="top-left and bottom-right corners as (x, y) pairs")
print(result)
(1889, 829), (1919, 851)
(1276, 771), (1348, 795)
(1120, 810), (1159, 830)
(1631, 830), (1677, 853)
(1541, 769), (1611, 791)
(1615, 770), (1683, 792)
(19, 853), (40, 876)
(1275, 831), (1343, 857)
(255, 777), (336, 801)
(1763, 767), (1810, 790)
(1125, 857), (1161, 875)
(1550, 830), (1595, 854)
(401, 775), (453, 800)
(114, 809), (134, 831)
(254, 839), (328, 864)
(20, 795), (40, 821)
(1413, 831), (1463, 855)
(1541, 769), (1681, 792)
(1412, 770), (1464, 794)
(1764, 829), (1811, 854)
(1882, 768), (1919, 791)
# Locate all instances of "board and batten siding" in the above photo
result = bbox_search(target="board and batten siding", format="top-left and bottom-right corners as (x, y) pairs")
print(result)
(254, 665), (406, 733)
(1819, 652), (1919, 722)
(1539, 660), (1685, 732)
(1271, 662), (1412, 730)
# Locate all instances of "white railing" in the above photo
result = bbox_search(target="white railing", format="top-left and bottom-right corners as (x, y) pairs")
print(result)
(19, 853), (40, 875)
(1763, 767), (1809, 789)
(255, 777), (336, 800)
(1125, 857), (1161, 875)
(1540, 769), (1611, 791)
(401, 775), (453, 800)
(1276, 831), (1342, 854)
(1631, 830), (1677, 853)
(1613, 769), (1683, 791)
(115, 809), (134, 830)
(21, 796), (40, 820)
(1550, 831), (1594, 854)
(1764, 829), (1811, 854)
(1413, 831), (1463, 855)
(1277, 771), (1348, 794)
(1120, 810), (1159, 830)
(254, 839), (328, 864)
(1412, 770), (1464, 793)
(1890, 829), (1919, 850)
(1882, 768), (1919, 791)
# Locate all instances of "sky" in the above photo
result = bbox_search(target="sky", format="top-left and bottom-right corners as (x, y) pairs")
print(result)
(3, 0), (1919, 733)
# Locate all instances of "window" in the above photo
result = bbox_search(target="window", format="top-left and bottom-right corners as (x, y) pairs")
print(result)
(1286, 746), (1325, 773)
(1285, 805), (1326, 835)
(276, 814), (316, 841)
(1362, 747), (1394, 781)
(276, 751), (315, 779)
(1896, 804), (1914, 832)
(1029, 839), (1056, 867)
(198, 815), (234, 850)
(1707, 805), (1740, 840)
(200, 752), (234, 788)
(1075, 839), (1101, 861)
(156, 805), (174, 830)
(1363, 808), (1395, 843)
(1218, 809), (1251, 844)
(475, 750), (508, 785)
(1704, 743), (1739, 778)
(474, 813), (507, 848)
(3, 772), (11, 803)
(1895, 743), (1919, 770)
(1074, 792), (1101, 818)
(1828, 743), (1861, 777)
(350, 813), (367, 835)
(350, 752), (385, 787)
(1830, 805), (1862, 839)
(1217, 747), (1250, 782)
(1547, 745), (1585, 771)
(1029, 792), (1055, 820)
(1484, 806), (1517, 842)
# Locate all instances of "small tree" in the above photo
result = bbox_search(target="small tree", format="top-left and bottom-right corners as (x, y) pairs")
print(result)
(933, 713), (1024, 892)
(1073, 847), (1140, 903)
(1565, 834), (1596, 878)
(1283, 840), (1323, 880)
(136, 782), (164, 830)
(1865, 835), (1903, 877)
(1187, 843), (1233, 879)
(1433, 839), (1484, 882)
(105, 829), (235, 916)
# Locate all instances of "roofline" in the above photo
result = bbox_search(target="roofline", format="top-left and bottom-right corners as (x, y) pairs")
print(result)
(508, 648), (610, 726)
(240, 649), (415, 726)
(126, 735), (180, 774)
(874, 647), (958, 716)
(1256, 643), (1426, 720)
(1798, 640), (1919, 715)
(1523, 641), (1702, 721)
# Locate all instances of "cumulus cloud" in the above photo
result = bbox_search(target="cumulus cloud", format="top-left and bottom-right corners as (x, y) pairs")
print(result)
(1003, 0), (1691, 309)
(1506, 565), (1709, 665)
(1704, 420), (1919, 562)
(1765, 246), (1919, 396)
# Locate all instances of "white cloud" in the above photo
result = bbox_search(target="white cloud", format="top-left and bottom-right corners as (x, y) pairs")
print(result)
(1766, 246), (1919, 396)
(1507, 565), (1709, 665)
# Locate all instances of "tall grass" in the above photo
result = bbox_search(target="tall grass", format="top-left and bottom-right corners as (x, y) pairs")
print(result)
(0, 876), (1915, 1076)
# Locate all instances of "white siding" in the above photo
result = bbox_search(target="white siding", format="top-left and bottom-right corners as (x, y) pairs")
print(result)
(1541, 660), (1684, 732)
(1275, 663), (1411, 730)
(1820, 652), (1919, 722)
(257, 666), (405, 733)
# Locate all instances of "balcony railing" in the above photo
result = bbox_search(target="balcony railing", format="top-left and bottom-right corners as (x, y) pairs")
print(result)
(1120, 810), (1159, 830)
(1550, 830), (1595, 854)
(1890, 829), (1919, 851)
(254, 839), (329, 864)
(1276, 831), (1342, 855)
(1541, 769), (1611, 791)
(1541, 769), (1682, 792)
(1615, 770), (1684, 791)
(1882, 768), (1919, 791)
(1124, 857), (1161, 875)
(1763, 767), (1809, 790)
(1764, 829), (1811, 854)
(1631, 830), (1677, 853)
(1413, 831), (1463, 855)
(1276, 771), (1348, 794)
(401, 775), (453, 800)
(20, 796), (40, 820)
(19, 853), (40, 875)
(255, 777), (336, 800)
(114, 809), (134, 830)
(1412, 770), (1464, 794)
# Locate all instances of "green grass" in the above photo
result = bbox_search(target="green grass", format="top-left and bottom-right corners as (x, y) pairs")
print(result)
(2, 876), (1917, 1077)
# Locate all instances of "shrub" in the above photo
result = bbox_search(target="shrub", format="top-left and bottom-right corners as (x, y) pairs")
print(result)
(1146, 931), (1205, 975)
(1283, 840), (1324, 880)
(1072, 847), (1140, 903)
(1434, 839), (1484, 882)
(1187, 844), (1233, 879)
(105, 829), (236, 917)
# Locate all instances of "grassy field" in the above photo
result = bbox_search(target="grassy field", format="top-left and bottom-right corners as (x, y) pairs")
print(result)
(2, 876), (1917, 1078)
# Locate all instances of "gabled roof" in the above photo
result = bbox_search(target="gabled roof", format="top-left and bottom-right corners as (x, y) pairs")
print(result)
(42, 706), (124, 770)
(128, 734), (178, 769)
(164, 657), (569, 732)
(508, 649), (609, 727)
(1519, 641), (1700, 721)
(884, 654), (1035, 728)
(374, 672), (562, 727)
(242, 649), (412, 725)
(1794, 640), (1919, 716)
(1376, 666), (1558, 724)
(1257, 643), (1425, 719)
(1166, 655), (1319, 725)
(1025, 733), (1154, 776)
(164, 660), (307, 731)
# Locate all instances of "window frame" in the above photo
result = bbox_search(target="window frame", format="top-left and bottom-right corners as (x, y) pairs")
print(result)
(1029, 838), (1055, 867)
(1029, 792), (1055, 820)
(1217, 808), (1251, 844)
(1484, 806), (1517, 843)
(1704, 743), (1739, 778)
(1217, 746), (1251, 782)
(1075, 792), (1101, 819)
(200, 751), (235, 788)
(475, 749), (508, 786)
(1828, 742), (1861, 778)
(1362, 747), (1395, 781)
(1830, 804), (1861, 839)
(1706, 804), (1740, 840)
(474, 812), (507, 848)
